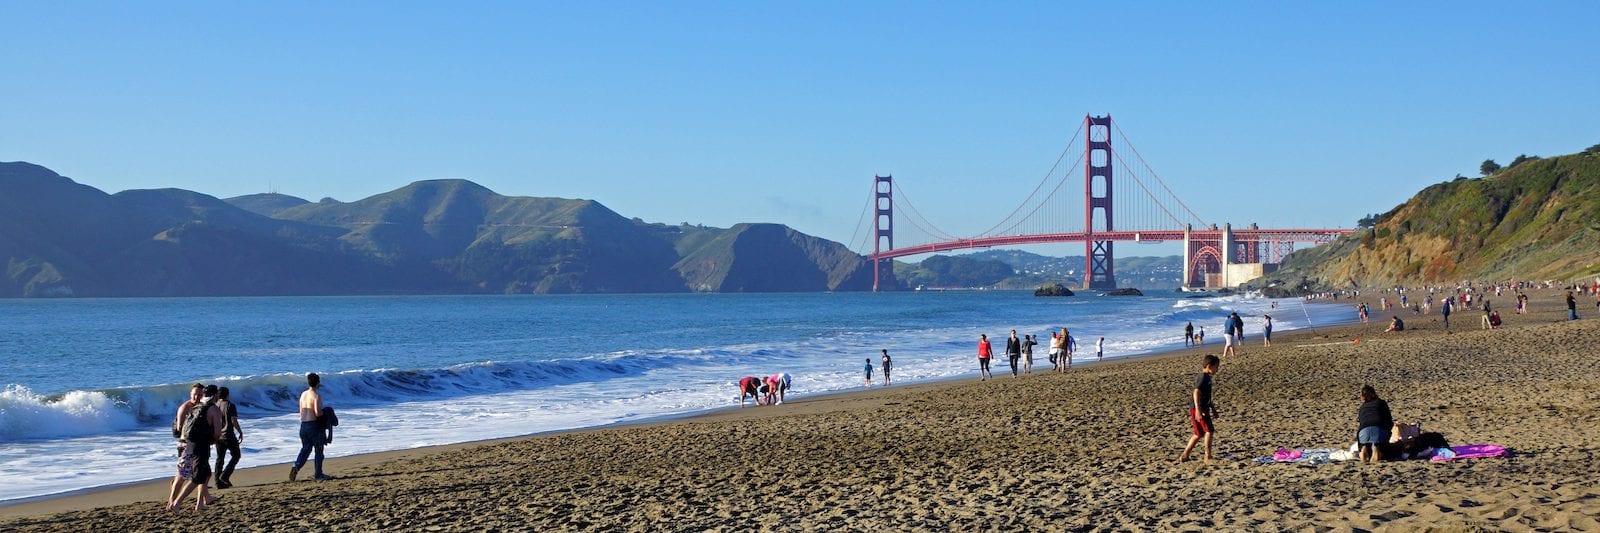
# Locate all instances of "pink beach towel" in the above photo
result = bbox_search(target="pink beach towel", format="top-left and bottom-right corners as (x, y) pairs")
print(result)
(1431, 444), (1508, 462)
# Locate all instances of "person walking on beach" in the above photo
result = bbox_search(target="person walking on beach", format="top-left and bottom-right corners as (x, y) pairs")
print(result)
(1177, 355), (1220, 465)
(977, 334), (994, 381)
(165, 383), (204, 511)
(1262, 315), (1273, 347)
(1568, 291), (1579, 320)
(1184, 321), (1194, 347)
(1006, 330), (1023, 378)
(1022, 334), (1036, 374)
(1356, 385), (1393, 464)
(1095, 336), (1105, 362)
(213, 386), (242, 489)
(864, 358), (874, 387)
(1048, 331), (1063, 370)
(880, 349), (893, 385)
(170, 385), (223, 512)
(291, 373), (331, 482)
(1196, 325), (1204, 345)
(1222, 322), (1236, 358)
(1061, 328), (1075, 370)
(1443, 297), (1454, 329)
(1230, 313), (1245, 346)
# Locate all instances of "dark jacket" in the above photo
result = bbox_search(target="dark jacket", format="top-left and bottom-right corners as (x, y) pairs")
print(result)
(1005, 337), (1022, 356)
(1358, 399), (1392, 430)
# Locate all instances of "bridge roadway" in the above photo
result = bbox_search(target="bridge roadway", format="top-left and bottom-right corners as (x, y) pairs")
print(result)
(870, 228), (1352, 261)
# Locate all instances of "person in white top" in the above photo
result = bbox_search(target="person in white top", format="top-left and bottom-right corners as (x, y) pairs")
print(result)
(1096, 337), (1105, 361)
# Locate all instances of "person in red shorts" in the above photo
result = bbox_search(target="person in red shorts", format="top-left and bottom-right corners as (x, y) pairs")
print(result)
(1177, 354), (1220, 464)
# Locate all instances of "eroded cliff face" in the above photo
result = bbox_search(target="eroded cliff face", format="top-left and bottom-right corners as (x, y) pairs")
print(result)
(1252, 152), (1600, 291)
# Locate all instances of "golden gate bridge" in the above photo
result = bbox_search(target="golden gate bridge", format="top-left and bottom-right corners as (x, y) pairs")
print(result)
(848, 114), (1353, 291)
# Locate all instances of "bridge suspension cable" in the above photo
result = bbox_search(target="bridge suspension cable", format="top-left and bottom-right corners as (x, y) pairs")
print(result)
(1112, 122), (1209, 228)
(971, 120), (1086, 238)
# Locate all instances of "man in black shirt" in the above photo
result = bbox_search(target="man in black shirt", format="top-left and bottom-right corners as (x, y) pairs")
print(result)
(214, 386), (244, 488)
(1006, 330), (1023, 378)
(1177, 355), (1220, 464)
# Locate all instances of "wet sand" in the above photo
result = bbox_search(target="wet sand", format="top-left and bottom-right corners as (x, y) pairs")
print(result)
(4, 290), (1599, 531)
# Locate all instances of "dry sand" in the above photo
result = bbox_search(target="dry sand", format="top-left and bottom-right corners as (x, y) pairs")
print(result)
(4, 290), (1599, 531)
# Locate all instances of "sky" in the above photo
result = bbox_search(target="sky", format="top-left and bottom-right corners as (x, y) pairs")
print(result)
(4, 2), (1598, 257)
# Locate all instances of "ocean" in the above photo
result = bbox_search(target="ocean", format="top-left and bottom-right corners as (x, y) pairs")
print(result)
(0, 291), (1349, 502)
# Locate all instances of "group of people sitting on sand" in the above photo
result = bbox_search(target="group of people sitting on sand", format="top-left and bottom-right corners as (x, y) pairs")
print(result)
(737, 372), (792, 406)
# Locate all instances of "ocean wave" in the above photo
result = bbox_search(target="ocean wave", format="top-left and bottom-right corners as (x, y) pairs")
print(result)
(0, 349), (756, 443)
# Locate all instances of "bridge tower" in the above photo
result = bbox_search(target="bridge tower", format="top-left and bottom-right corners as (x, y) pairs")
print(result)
(1083, 114), (1116, 289)
(873, 175), (893, 291)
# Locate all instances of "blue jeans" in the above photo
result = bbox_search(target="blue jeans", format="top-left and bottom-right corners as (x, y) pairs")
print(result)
(1571, 309), (1579, 320)
(294, 421), (325, 476)
(1357, 425), (1390, 445)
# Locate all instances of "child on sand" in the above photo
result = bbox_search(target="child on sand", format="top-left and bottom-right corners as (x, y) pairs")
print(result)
(1177, 355), (1220, 464)
(864, 358), (874, 387)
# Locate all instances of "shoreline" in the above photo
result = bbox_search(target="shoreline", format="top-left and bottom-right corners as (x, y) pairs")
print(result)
(1, 299), (1346, 517)
(7, 289), (1594, 529)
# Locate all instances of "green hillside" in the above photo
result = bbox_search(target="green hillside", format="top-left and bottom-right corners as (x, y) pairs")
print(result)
(0, 162), (884, 296)
(1253, 149), (1600, 291)
(674, 223), (877, 292)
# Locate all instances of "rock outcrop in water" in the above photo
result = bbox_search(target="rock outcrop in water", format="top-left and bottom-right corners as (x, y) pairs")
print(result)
(1033, 283), (1075, 297)
(0, 161), (887, 296)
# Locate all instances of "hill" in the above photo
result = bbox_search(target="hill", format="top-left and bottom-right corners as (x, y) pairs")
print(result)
(1248, 149), (1600, 292)
(674, 223), (878, 292)
(0, 162), (415, 297)
(900, 250), (1183, 289)
(225, 193), (311, 216)
(0, 162), (884, 296)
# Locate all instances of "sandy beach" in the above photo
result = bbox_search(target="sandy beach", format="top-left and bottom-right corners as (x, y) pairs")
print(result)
(4, 290), (1598, 531)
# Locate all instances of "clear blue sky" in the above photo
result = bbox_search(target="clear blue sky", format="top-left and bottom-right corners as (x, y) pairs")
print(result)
(4, 2), (1597, 256)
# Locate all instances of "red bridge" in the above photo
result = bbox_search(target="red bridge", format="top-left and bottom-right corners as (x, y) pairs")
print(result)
(850, 115), (1353, 290)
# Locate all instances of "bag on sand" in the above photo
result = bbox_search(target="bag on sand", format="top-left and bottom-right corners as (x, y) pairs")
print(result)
(181, 399), (217, 446)
(1390, 422), (1422, 444)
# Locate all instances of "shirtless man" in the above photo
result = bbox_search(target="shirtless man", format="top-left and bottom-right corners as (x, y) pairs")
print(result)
(290, 373), (331, 481)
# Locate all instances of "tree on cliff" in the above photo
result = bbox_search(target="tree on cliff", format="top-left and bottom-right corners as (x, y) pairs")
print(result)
(1480, 159), (1501, 176)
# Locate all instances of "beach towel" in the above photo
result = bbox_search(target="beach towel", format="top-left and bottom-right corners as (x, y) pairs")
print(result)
(1431, 444), (1508, 462)
(1253, 448), (1343, 465)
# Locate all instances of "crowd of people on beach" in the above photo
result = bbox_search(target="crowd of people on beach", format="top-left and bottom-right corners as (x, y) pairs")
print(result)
(164, 373), (336, 513)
